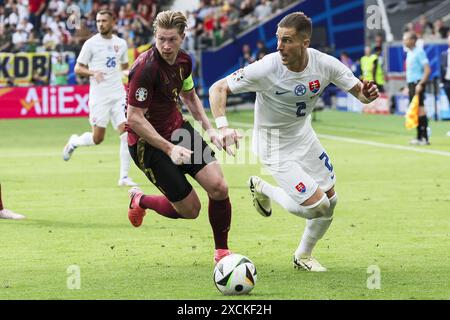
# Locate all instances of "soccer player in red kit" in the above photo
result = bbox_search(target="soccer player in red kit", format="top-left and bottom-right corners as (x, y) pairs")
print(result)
(126, 10), (239, 263)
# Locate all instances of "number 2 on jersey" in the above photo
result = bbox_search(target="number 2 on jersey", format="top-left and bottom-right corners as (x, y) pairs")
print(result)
(106, 56), (116, 68)
(319, 152), (333, 172)
(296, 102), (306, 117)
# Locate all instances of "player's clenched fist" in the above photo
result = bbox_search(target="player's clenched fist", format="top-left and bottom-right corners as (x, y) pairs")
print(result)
(362, 80), (379, 102)
(169, 145), (193, 165)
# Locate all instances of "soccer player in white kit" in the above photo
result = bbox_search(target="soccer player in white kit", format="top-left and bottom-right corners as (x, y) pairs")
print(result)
(62, 10), (137, 187)
(209, 12), (379, 271)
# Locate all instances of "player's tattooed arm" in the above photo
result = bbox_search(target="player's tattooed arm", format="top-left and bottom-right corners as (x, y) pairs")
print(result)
(349, 80), (379, 104)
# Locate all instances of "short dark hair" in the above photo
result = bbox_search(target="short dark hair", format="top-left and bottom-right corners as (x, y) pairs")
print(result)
(278, 12), (312, 39)
(97, 10), (114, 18)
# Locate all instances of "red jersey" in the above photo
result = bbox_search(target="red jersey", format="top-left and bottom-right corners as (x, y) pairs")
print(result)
(127, 46), (193, 145)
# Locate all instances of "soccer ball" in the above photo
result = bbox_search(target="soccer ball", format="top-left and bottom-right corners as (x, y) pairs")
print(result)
(213, 253), (257, 295)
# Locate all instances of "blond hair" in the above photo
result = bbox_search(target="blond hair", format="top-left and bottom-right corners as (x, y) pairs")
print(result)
(278, 12), (312, 39)
(153, 10), (188, 35)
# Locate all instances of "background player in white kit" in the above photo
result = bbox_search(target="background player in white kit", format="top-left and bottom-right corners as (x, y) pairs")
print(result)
(209, 12), (379, 271)
(62, 10), (137, 187)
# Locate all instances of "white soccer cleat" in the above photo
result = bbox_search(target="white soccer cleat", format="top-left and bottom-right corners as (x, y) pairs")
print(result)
(248, 176), (272, 217)
(293, 255), (327, 272)
(62, 134), (78, 161)
(118, 177), (138, 187)
(0, 209), (26, 220)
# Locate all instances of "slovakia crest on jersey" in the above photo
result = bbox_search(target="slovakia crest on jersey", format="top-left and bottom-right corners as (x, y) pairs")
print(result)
(114, 45), (119, 53)
(309, 80), (321, 93)
(295, 182), (306, 193)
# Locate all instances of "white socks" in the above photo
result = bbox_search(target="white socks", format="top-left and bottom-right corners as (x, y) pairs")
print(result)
(261, 182), (326, 219)
(295, 193), (338, 258)
(119, 132), (131, 179)
(72, 132), (95, 147)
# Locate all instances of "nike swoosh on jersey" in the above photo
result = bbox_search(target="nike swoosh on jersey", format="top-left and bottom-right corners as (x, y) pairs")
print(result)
(275, 90), (290, 95)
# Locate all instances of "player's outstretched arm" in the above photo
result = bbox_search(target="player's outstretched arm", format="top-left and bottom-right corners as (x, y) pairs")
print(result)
(209, 78), (231, 121)
(349, 80), (379, 104)
(209, 79), (242, 156)
(127, 105), (192, 164)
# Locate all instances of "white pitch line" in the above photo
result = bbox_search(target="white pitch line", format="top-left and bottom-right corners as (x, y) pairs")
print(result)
(229, 121), (450, 157)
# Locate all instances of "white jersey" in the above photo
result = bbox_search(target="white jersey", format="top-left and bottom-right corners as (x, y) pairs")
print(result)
(226, 48), (359, 164)
(77, 33), (128, 99)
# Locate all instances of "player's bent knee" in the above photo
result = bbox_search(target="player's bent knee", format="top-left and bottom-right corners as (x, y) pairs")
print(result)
(93, 136), (104, 145)
(324, 193), (338, 219)
(208, 180), (229, 200)
(303, 194), (330, 219)
(182, 203), (201, 219)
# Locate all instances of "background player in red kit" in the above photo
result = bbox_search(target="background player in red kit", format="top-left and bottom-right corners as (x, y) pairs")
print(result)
(126, 10), (239, 263)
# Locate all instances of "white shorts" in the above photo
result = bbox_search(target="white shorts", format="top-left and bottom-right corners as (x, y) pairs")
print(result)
(88, 94), (126, 130)
(264, 135), (336, 205)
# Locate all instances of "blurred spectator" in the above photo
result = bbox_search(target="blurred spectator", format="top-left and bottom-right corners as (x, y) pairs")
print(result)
(374, 33), (383, 49)
(414, 15), (433, 40)
(403, 31), (431, 145)
(254, 0), (273, 21)
(17, 0), (29, 21)
(0, 23), (13, 52)
(78, 0), (93, 18)
(255, 40), (267, 60)
(440, 34), (450, 102)
(0, 6), (6, 25)
(360, 46), (376, 81)
(240, 0), (257, 29)
(42, 27), (61, 51)
(340, 51), (355, 71)
(223, 4), (239, 41)
(372, 46), (385, 93)
(18, 17), (34, 34)
(58, 24), (73, 49)
(31, 69), (47, 86)
(52, 54), (69, 85)
(239, 43), (255, 68)
(12, 27), (28, 52)
(28, 0), (46, 31)
(182, 10), (196, 53)
(136, 4), (152, 32)
(73, 17), (93, 47)
(48, 0), (66, 17)
(6, 2), (19, 26)
(25, 30), (40, 52)
(434, 19), (449, 40)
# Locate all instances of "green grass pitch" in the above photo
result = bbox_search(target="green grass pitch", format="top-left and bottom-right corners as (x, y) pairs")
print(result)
(0, 110), (449, 300)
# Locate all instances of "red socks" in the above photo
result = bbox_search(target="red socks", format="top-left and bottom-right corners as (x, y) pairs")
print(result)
(208, 197), (232, 249)
(139, 195), (181, 219)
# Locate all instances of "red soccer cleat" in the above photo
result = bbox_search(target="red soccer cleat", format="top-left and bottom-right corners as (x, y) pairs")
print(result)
(214, 249), (232, 264)
(128, 187), (147, 227)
